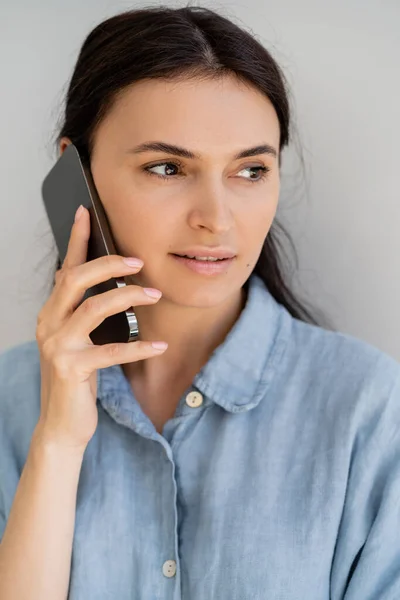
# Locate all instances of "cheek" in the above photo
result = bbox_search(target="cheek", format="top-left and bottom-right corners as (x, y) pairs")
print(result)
(93, 172), (174, 258)
(242, 196), (278, 240)
(108, 205), (177, 260)
(100, 203), (148, 257)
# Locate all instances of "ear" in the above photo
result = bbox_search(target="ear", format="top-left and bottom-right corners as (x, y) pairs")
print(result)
(59, 137), (73, 155)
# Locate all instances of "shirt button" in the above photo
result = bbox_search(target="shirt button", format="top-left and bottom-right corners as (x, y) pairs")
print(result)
(162, 559), (177, 577)
(186, 391), (203, 408)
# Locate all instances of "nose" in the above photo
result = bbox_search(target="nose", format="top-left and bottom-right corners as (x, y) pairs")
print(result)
(187, 178), (235, 234)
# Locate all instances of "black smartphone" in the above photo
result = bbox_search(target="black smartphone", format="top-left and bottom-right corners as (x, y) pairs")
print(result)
(41, 143), (140, 345)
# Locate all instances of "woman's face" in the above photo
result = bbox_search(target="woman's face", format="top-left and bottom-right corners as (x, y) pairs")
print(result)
(61, 75), (281, 308)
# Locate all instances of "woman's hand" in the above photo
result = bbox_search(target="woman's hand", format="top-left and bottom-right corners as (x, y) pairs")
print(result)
(34, 205), (167, 452)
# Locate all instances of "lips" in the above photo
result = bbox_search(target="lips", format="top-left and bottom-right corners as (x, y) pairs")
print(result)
(173, 254), (226, 262)
(171, 253), (235, 275)
(172, 248), (237, 260)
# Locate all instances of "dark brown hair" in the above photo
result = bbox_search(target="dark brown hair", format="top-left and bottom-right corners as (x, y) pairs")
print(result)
(49, 4), (334, 330)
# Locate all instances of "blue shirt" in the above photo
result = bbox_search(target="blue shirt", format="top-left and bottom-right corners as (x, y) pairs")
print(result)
(1, 272), (400, 600)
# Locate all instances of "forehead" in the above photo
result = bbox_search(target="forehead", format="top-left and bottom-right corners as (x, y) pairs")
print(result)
(95, 75), (281, 156)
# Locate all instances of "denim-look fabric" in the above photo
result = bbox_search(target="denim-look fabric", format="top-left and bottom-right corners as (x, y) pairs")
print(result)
(1, 273), (400, 600)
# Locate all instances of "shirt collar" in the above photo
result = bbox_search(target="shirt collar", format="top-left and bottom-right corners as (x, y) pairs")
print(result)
(192, 273), (291, 413)
(97, 273), (291, 426)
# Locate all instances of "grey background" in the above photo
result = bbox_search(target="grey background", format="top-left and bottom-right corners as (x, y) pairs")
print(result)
(1, 0), (399, 360)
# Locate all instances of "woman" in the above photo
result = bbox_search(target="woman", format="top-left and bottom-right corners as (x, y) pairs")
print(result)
(1, 5), (399, 599)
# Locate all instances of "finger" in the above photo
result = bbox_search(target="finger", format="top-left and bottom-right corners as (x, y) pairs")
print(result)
(48, 256), (144, 324)
(66, 283), (162, 341)
(62, 206), (90, 270)
(54, 268), (63, 285)
(77, 339), (168, 373)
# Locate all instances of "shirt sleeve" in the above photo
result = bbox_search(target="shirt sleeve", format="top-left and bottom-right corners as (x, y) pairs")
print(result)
(0, 495), (6, 542)
(0, 341), (42, 544)
(0, 399), (9, 543)
(330, 363), (400, 600)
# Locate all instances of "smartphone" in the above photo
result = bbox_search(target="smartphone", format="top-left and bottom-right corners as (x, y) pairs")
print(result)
(41, 143), (140, 345)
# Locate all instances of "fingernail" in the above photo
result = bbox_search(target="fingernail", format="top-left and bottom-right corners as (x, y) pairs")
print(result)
(122, 257), (144, 268)
(74, 205), (84, 223)
(151, 341), (168, 350)
(144, 287), (162, 299)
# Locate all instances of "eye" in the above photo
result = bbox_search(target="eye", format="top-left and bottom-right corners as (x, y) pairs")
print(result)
(142, 161), (271, 183)
(143, 161), (182, 180)
(237, 165), (271, 184)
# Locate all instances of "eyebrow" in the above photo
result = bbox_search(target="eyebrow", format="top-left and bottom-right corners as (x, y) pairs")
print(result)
(125, 141), (278, 160)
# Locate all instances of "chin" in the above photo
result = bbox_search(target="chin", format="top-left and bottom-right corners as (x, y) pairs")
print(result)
(162, 275), (244, 308)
